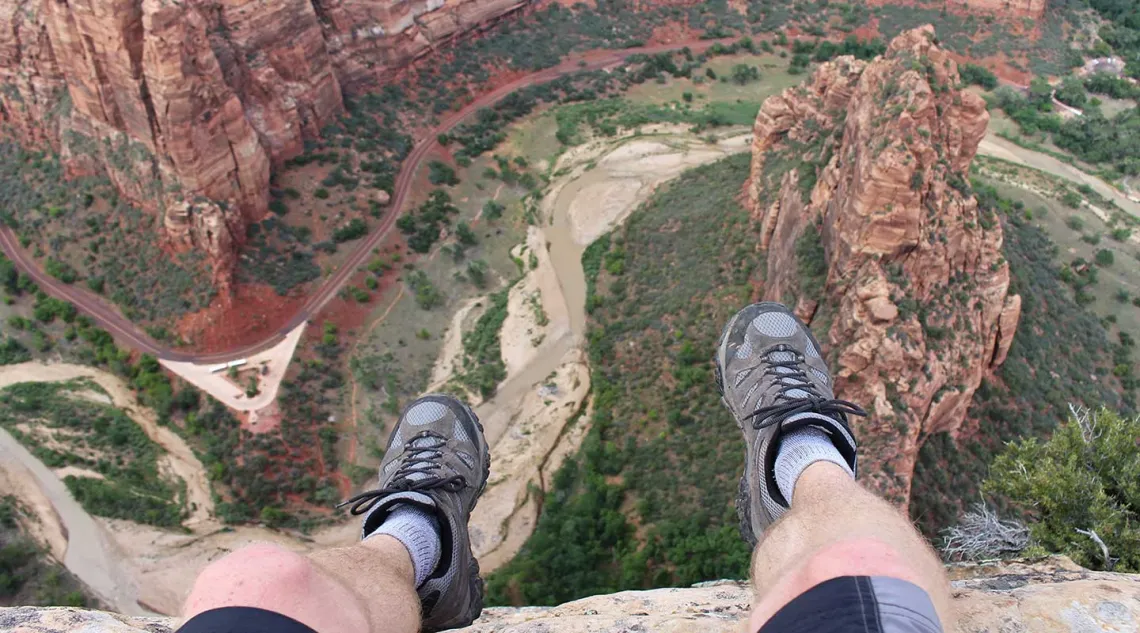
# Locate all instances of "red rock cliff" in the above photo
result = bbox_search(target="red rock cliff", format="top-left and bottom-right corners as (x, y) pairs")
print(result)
(747, 25), (1020, 505)
(0, 0), (530, 284)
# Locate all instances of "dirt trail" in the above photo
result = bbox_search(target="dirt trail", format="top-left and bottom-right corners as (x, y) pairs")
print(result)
(0, 39), (736, 369)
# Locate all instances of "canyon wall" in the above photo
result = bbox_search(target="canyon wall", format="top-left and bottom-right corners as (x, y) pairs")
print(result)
(0, 0), (531, 284)
(747, 25), (1020, 505)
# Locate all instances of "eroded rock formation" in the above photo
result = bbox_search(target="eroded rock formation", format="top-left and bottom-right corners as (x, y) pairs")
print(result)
(0, 0), (531, 284)
(2, 558), (1137, 632)
(747, 25), (1019, 504)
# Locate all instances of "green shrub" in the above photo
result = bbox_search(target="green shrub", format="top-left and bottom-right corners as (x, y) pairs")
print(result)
(406, 270), (442, 310)
(985, 408), (1140, 571)
(795, 223), (827, 301)
(428, 161), (460, 186)
(44, 259), (77, 284)
(1054, 76), (1088, 109)
(730, 63), (760, 85)
(483, 200), (505, 220)
(1095, 248), (1115, 267)
(958, 63), (998, 90)
(333, 218), (368, 243)
(0, 337), (30, 365)
(314, 188), (330, 199)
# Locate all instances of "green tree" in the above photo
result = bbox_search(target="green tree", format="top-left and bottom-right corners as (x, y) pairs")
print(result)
(467, 260), (489, 289)
(730, 63), (759, 85)
(984, 408), (1140, 571)
(428, 161), (460, 186)
(959, 63), (998, 90)
(483, 200), (505, 220)
(456, 222), (478, 246)
(1028, 77), (1055, 109)
(1055, 76), (1089, 109)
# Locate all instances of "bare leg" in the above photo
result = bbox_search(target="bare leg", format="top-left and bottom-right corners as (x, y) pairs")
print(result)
(181, 536), (420, 633)
(748, 462), (952, 632)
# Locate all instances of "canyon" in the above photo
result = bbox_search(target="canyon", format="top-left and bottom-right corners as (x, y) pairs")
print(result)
(0, 0), (532, 285)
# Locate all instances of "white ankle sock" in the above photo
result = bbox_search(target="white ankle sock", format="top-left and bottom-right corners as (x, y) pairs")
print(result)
(774, 422), (853, 504)
(369, 505), (441, 587)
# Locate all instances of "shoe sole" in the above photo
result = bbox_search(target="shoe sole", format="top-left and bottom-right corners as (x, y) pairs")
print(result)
(460, 400), (490, 628)
(715, 302), (820, 548)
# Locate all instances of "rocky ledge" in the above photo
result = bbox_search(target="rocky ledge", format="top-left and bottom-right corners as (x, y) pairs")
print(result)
(2, 557), (1137, 632)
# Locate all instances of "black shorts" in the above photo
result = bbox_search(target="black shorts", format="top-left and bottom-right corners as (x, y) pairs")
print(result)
(757, 576), (944, 633)
(177, 607), (319, 633)
(176, 576), (942, 633)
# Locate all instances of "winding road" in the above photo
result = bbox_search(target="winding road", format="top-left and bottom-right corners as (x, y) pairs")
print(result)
(0, 40), (733, 364)
(2, 37), (1128, 365)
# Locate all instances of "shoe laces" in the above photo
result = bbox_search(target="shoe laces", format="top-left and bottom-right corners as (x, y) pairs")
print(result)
(744, 344), (867, 431)
(337, 431), (467, 516)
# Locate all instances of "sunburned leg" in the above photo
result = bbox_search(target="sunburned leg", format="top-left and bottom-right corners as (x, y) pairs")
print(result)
(748, 462), (953, 632)
(181, 536), (420, 633)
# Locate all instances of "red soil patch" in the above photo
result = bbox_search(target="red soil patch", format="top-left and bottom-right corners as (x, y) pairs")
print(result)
(647, 20), (705, 46)
(246, 400), (283, 435)
(176, 283), (306, 354)
(851, 23), (881, 40)
(311, 240), (405, 344)
(946, 50), (1031, 86)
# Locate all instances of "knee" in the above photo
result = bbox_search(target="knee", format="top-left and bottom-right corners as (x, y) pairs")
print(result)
(795, 538), (921, 588)
(185, 543), (315, 615)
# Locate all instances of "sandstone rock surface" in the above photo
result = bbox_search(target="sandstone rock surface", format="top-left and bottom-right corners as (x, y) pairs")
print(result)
(0, 0), (533, 282)
(747, 26), (1019, 505)
(1, 558), (1137, 632)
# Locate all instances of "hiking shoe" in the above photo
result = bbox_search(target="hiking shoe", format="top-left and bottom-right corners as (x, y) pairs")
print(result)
(714, 302), (866, 545)
(339, 394), (490, 632)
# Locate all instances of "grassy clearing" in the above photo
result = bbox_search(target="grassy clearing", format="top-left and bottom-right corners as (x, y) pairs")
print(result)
(622, 52), (801, 107)
(0, 380), (186, 528)
(982, 177), (1140, 363)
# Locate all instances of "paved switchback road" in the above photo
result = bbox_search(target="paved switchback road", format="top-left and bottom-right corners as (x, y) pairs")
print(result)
(0, 39), (732, 365)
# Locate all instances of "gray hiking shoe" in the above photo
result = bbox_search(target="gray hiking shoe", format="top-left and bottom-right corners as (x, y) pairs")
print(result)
(339, 394), (490, 632)
(714, 302), (866, 545)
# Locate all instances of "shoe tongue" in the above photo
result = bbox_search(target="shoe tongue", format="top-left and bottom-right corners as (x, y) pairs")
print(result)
(784, 412), (839, 428)
(361, 492), (437, 539)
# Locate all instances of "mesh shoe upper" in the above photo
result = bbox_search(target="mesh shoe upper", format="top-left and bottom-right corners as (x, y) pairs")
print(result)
(339, 394), (489, 632)
(715, 302), (866, 544)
